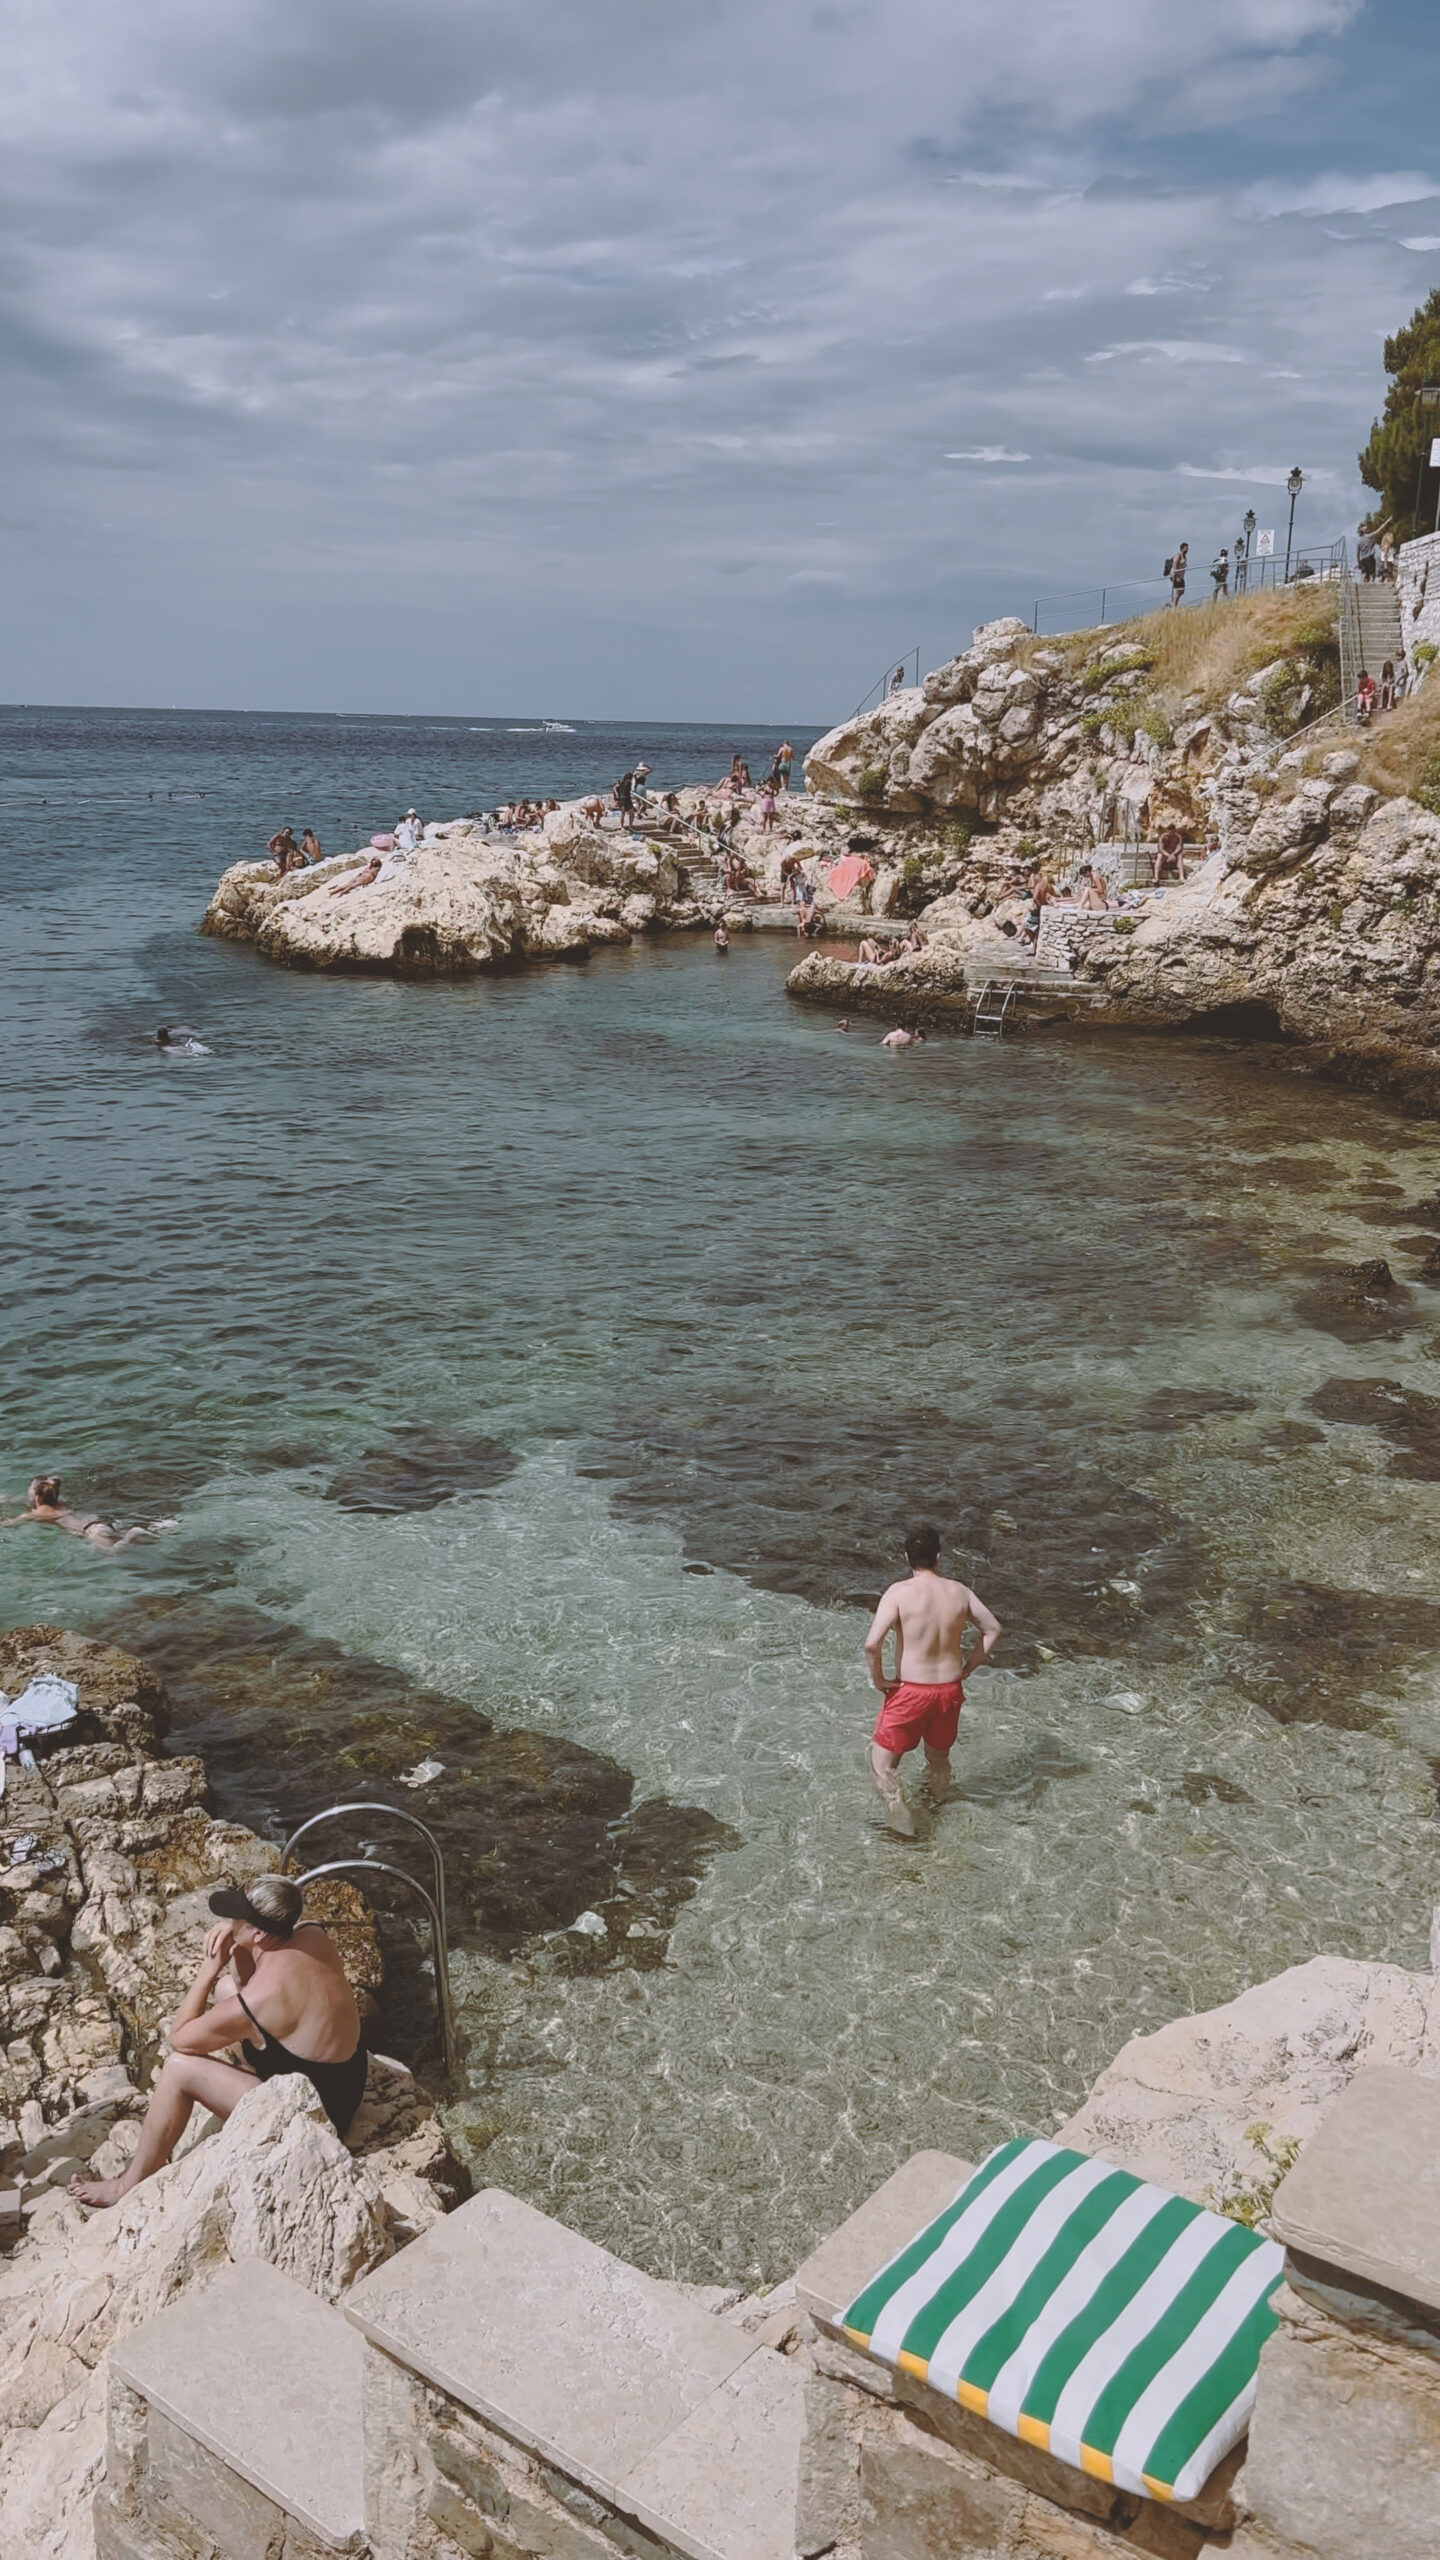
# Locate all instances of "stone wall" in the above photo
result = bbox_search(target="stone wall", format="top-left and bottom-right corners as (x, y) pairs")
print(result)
(1395, 530), (1440, 666)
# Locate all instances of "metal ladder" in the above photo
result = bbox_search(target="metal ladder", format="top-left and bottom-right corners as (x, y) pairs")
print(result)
(282, 1802), (457, 2079)
(970, 979), (1019, 1036)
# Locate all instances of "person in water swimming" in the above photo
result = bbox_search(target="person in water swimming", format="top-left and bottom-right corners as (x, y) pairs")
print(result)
(71, 1875), (367, 2207)
(154, 1026), (211, 1054)
(879, 1026), (924, 1048)
(1, 1476), (177, 1552)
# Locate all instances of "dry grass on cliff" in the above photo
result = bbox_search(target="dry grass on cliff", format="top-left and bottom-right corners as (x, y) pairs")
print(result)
(1355, 676), (1440, 802)
(1026, 584), (1340, 712)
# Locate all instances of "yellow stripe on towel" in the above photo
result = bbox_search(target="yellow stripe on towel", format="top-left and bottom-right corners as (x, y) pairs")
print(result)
(1141, 2476), (1173, 2503)
(896, 2351), (929, 2382)
(957, 2381), (989, 2418)
(840, 2328), (871, 2351)
(1079, 2447), (1114, 2484)
(1016, 2415), (1051, 2452)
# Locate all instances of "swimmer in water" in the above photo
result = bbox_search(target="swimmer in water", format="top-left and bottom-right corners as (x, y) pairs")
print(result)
(880, 1026), (924, 1048)
(1, 1477), (178, 1554)
(714, 924), (730, 951)
(155, 1026), (212, 1055)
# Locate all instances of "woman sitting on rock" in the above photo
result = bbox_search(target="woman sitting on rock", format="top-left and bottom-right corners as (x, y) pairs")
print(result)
(72, 1877), (367, 2208)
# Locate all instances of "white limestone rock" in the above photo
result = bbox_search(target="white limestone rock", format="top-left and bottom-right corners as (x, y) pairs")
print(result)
(0, 2076), (393, 2560)
(1057, 1953), (1440, 2206)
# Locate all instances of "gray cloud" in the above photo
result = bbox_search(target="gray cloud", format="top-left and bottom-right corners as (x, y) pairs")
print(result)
(0, 0), (1427, 716)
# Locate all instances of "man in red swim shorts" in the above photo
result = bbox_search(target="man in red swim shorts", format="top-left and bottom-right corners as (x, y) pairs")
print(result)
(864, 1524), (1001, 1836)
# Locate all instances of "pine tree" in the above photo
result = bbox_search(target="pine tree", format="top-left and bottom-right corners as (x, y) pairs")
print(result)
(1359, 286), (1440, 542)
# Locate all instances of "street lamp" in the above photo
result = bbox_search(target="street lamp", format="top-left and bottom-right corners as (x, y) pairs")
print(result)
(1284, 467), (1304, 582)
(1240, 508), (1256, 594)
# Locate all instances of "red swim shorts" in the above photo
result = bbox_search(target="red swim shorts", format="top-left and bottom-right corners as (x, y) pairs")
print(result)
(872, 1679), (964, 1758)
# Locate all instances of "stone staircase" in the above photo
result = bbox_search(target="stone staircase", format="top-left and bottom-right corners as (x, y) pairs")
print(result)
(1354, 575), (1403, 685)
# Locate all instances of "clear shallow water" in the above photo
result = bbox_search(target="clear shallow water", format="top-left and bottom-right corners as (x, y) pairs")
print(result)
(5, 706), (1440, 2282)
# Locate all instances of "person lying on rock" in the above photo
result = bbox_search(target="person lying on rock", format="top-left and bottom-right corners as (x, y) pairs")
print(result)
(1, 1476), (177, 1553)
(71, 1877), (367, 2208)
(329, 856), (383, 896)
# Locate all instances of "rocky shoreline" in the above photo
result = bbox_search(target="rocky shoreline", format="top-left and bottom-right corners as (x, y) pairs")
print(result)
(0, 1622), (464, 2558)
(789, 605), (1440, 1107)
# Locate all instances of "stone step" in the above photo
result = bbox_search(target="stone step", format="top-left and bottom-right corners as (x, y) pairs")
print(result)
(345, 2186), (806, 2560)
(793, 2150), (973, 2333)
(105, 2255), (365, 2555)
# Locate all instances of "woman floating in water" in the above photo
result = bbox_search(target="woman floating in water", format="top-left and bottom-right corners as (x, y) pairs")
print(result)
(2, 1477), (178, 1553)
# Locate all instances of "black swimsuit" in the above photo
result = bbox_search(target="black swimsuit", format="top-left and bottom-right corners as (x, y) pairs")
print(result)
(236, 1949), (367, 2136)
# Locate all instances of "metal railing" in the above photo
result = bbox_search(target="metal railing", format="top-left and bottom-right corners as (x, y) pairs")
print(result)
(852, 646), (921, 717)
(1030, 539), (1349, 636)
(283, 1802), (456, 2079)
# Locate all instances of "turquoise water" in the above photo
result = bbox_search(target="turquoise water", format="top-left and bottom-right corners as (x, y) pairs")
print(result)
(6, 706), (1440, 2282)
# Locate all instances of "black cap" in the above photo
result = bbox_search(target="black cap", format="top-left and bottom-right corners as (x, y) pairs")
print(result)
(208, 1886), (295, 1939)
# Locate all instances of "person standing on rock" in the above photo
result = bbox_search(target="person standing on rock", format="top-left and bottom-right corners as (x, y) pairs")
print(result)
(775, 740), (794, 791)
(865, 1526), (1000, 1836)
(1168, 542), (1189, 606)
(71, 1876), (367, 2208)
(612, 770), (635, 831)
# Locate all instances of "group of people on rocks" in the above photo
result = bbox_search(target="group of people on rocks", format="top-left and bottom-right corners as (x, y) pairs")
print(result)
(267, 825), (324, 874)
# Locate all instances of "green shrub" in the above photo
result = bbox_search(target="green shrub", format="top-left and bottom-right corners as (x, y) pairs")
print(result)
(1078, 647), (1154, 694)
(856, 764), (888, 800)
(1079, 709), (1106, 738)
(1139, 704), (1174, 748)
(943, 820), (972, 856)
(1417, 751), (1440, 817)
(1111, 916), (1139, 936)
(1415, 640), (1438, 669)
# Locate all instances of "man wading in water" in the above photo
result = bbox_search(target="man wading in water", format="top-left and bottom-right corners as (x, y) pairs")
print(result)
(864, 1525), (1000, 1835)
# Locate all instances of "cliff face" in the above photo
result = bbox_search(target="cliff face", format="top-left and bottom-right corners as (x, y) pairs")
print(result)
(800, 607), (1440, 1099)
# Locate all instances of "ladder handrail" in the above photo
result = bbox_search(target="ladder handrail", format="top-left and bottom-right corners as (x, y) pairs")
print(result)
(292, 1855), (456, 2080)
(283, 1801), (449, 1956)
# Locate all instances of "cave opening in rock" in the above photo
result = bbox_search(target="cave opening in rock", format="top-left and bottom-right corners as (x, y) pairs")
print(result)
(1182, 1000), (1287, 1042)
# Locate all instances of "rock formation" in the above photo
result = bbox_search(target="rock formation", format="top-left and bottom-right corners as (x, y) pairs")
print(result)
(202, 813), (699, 973)
(794, 608), (1440, 1099)
(0, 1626), (462, 2560)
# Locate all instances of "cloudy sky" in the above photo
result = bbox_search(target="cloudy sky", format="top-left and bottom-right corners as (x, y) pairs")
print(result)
(3, 0), (1437, 719)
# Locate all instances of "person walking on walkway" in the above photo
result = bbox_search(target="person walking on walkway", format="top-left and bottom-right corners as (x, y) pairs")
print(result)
(1210, 548), (1229, 600)
(864, 1525), (1000, 1835)
(1168, 542), (1189, 607)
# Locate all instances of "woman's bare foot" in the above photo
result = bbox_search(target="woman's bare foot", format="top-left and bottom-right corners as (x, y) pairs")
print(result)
(70, 2172), (138, 2208)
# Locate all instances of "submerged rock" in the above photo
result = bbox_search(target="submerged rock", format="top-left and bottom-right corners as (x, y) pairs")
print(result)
(324, 1424), (518, 1513)
(100, 1596), (737, 1968)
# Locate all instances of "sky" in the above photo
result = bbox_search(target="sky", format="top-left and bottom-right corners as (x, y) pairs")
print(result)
(3, 0), (1438, 720)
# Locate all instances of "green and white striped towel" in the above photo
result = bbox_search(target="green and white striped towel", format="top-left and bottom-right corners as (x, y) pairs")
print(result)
(842, 2138), (1284, 2504)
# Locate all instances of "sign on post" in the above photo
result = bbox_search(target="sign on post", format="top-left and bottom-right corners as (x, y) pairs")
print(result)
(1429, 437), (1440, 468)
(1254, 529), (1275, 557)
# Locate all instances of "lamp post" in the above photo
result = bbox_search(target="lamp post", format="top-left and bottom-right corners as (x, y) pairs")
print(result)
(1284, 467), (1304, 583)
(1240, 508), (1256, 594)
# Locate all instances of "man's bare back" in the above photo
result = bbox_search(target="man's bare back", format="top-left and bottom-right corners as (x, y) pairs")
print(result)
(863, 1529), (1001, 1835)
(867, 1569), (991, 1687)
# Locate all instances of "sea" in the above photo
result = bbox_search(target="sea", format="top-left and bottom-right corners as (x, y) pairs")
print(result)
(5, 702), (1440, 2285)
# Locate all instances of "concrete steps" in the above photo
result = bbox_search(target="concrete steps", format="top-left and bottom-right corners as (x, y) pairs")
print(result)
(100, 2255), (366, 2556)
(345, 2188), (807, 2560)
(1356, 580), (1403, 674)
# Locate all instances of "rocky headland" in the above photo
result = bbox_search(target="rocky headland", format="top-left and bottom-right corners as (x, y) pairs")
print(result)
(790, 588), (1440, 1106)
